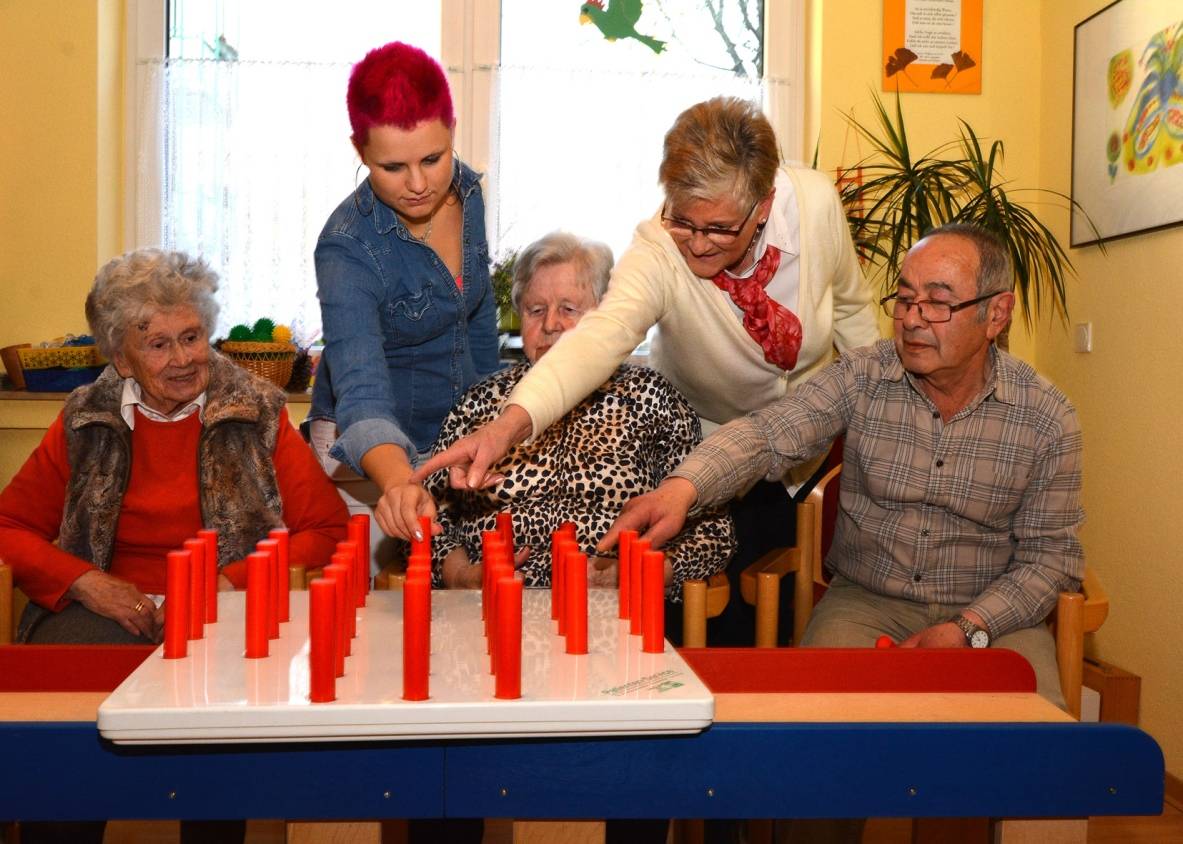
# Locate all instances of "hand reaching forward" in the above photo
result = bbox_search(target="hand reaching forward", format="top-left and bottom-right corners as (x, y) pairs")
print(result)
(411, 405), (533, 491)
(597, 477), (698, 556)
(375, 482), (439, 542)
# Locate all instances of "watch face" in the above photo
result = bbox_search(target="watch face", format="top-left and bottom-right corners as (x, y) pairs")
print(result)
(970, 629), (989, 648)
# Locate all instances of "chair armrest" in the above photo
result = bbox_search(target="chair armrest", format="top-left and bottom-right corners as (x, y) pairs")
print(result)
(1079, 566), (1109, 633)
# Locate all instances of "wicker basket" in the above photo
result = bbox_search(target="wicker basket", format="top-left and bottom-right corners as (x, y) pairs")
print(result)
(221, 341), (297, 389)
(18, 345), (107, 370)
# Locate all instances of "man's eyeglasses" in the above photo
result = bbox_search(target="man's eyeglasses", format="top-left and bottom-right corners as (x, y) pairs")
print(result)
(660, 199), (758, 246)
(880, 291), (1000, 323)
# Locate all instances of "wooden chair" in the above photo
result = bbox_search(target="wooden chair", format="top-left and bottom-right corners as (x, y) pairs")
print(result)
(739, 462), (842, 647)
(1051, 565), (1109, 720)
(680, 572), (731, 648)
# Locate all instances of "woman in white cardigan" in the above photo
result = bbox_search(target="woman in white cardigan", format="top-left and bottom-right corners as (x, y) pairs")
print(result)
(414, 97), (878, 644)
(417, 96), (877, 495)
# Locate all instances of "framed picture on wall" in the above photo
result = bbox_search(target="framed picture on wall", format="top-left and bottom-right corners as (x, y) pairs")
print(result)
(1071, 0), (1183, 247)
(882, 0), (983, 94)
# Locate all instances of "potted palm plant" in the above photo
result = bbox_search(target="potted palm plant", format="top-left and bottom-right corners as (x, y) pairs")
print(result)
(839, 92), (1099, 327)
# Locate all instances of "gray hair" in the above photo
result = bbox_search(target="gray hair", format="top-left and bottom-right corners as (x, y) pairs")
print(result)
(658, 96), (780, 210)
(511, 232), (614, 312)
(86, 249), (220, 359)
(924, 223), (1013, 318)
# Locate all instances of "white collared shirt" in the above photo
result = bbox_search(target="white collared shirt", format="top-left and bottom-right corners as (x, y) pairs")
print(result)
(718, 169), (801, 317)
(119, 378), (206, 430)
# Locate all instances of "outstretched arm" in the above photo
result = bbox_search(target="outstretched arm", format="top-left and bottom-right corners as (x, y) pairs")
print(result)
(411, 404), (532, 491)
(597, 477), (699, 555)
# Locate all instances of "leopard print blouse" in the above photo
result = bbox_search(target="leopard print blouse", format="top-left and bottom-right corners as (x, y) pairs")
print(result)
(425, 363), (736, 601)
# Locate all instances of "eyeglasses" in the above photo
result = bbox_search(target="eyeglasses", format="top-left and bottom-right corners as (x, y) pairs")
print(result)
(880, 291), (1000, 323)
(660, 199), (759, 246)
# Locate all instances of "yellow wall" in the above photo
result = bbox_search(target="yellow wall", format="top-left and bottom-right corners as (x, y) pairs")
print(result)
(811, 0), (1183, 778)
(1, 0), (1181, 782)
(806, 0), (1042, 359)
(0, 0), (122, 351)
(1037, 0), (1183, 777)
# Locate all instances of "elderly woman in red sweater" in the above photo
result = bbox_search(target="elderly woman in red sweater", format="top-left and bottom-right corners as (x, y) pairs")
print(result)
(0, 249), (348, 645)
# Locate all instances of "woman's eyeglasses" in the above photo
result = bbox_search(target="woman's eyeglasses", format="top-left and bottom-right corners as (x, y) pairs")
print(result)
(661, 199), (758, 246)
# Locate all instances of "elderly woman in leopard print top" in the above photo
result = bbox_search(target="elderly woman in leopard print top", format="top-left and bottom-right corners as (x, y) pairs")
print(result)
(424, 232), (735, 602)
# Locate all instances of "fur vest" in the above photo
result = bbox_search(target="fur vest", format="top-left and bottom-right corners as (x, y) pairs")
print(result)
(58, 350), (287, 570)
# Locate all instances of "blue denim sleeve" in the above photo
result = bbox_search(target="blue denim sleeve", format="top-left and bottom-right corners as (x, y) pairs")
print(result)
(315, 232), (415, 475)
(468, 272), (501, 379)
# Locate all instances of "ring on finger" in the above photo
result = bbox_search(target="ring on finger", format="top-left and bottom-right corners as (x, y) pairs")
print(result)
(133, 599), (147, 614)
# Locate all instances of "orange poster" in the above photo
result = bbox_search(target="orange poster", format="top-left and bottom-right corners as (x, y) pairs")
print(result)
(882, 0), (983, 94)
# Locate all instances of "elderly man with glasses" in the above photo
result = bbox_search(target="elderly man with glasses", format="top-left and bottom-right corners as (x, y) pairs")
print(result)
(604, 222), (1084, 711)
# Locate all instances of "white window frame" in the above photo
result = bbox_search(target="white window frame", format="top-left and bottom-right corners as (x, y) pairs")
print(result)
(123, 0), (806, 250)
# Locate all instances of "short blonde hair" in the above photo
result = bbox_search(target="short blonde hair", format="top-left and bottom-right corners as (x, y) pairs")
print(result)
(658, 96), (780, 210)
(86, 249), (219, 359)
(511, 232), (614, 312)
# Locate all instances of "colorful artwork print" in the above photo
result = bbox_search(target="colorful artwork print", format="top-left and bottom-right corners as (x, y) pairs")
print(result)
(1072, 0), (1183, 246)
(1117, 21), (1183, 178)
(1108, 49), (1134, 106)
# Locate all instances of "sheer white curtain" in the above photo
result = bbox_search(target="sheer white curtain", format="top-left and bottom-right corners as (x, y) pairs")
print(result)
(490, 0), (771, 261)
(134, 57), (357, 344)
(490, 64), (764, 262)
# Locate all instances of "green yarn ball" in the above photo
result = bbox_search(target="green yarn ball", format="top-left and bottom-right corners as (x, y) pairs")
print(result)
(251, 318), (276, 342)
(228, 324), (253, 341)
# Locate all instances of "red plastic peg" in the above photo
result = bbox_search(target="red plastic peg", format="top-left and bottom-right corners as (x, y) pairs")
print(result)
(876, 635), (896, 649)
(629, 539), (649, 636)
(257, 539), (281, 639)
(402, 573), (430, 701)
(163, 550), (190, 659)
(641, 550), (665, 653)
(245, 551), (269, 659)
(565, 551), (588, 655)
(182, 538), (205, 639)
(494, 576), (523, 699)
(496, 511), (513, 555)
(268, 528), (291, 621)
(333, 545), (359, 636)
(617, 529), (636, 621)
(197, 529), (219, 623)
(309, 579), (336, 703)
(556, 539), (579, 637)
(324, 562), (352, 657)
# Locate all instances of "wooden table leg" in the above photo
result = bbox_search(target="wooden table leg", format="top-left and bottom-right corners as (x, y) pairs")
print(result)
(512, 820), (604, 843)
(993, 818), (1087, 843)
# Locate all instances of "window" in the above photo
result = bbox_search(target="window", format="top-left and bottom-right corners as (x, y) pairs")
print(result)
(128, 0), (803, 345)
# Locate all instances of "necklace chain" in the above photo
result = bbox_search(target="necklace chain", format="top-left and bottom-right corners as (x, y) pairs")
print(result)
(415, 215), (433, 244)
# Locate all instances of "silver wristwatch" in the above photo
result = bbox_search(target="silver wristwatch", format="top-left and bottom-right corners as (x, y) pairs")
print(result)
(953, 614), (990, 648)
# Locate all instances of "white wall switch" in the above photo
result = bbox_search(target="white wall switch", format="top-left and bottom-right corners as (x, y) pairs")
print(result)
(1074, 322), (1093, 353)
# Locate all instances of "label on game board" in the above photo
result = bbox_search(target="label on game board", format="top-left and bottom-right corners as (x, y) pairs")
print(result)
(600, 669), (687, 697)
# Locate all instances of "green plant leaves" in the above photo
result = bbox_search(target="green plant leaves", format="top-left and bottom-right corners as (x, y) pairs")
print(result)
(839, 91), (1102, 327)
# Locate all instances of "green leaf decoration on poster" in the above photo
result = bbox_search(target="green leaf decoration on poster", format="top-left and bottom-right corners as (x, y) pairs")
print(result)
(579, 0), (666, 55)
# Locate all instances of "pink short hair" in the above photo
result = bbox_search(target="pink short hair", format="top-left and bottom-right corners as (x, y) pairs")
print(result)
(347, 42), (455, 151)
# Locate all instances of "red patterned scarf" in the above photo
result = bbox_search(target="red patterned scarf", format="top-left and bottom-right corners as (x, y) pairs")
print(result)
(711, 245), (802, 371)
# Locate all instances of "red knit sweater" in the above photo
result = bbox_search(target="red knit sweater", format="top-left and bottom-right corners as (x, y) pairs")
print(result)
(0, 407), (348, 609)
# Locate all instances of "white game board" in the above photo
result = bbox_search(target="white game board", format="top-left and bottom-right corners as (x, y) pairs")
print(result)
(97, 589), (713, 744)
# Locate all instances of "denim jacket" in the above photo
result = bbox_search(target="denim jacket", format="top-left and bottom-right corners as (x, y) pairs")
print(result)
(308, 160), (500, 473)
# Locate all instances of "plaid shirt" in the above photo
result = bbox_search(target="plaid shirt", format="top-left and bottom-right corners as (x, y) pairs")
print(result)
(674, 339), (1084, 638)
